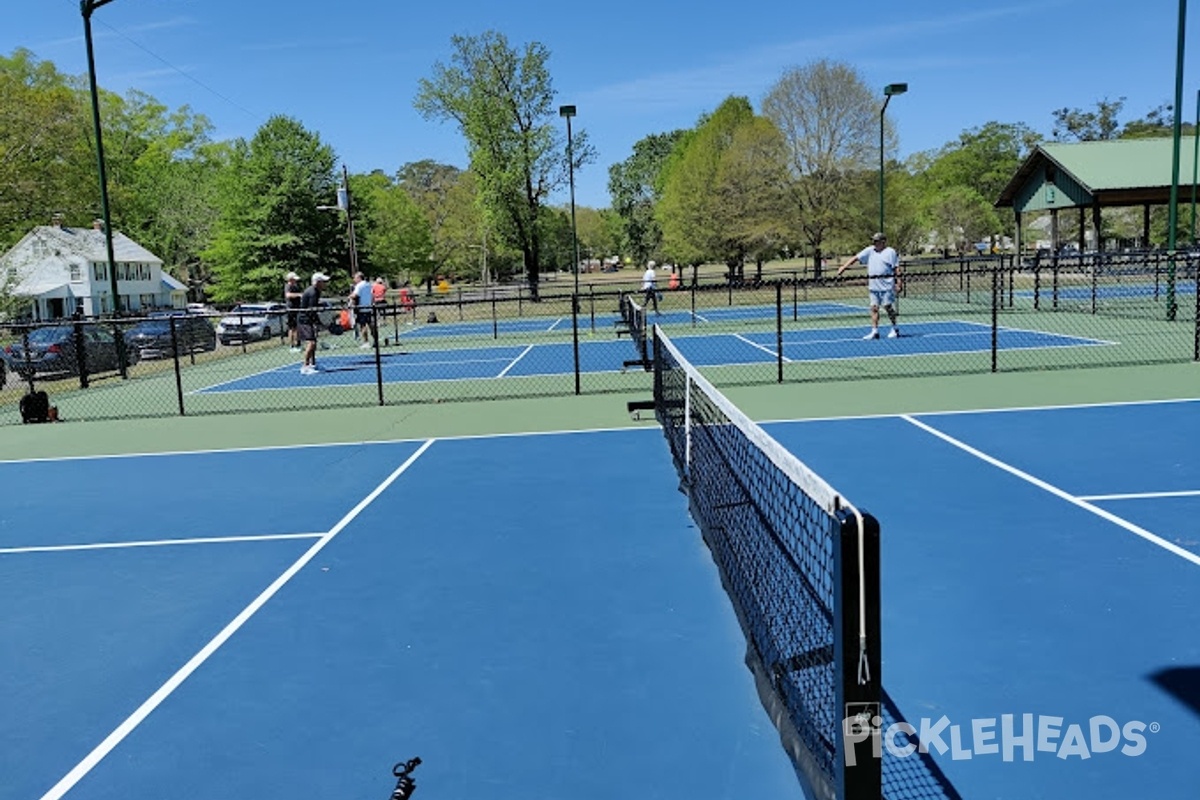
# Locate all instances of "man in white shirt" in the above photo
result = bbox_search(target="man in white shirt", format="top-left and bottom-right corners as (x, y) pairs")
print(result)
(350, 271), (375, 347)
(641, 260), (659, 312)
(837, 232), (902, 339)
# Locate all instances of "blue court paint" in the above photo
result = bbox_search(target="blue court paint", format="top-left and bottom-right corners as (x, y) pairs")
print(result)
(1015, 281), (1197, 301)
(0, 441), (425, 545)
(918, 401), (1200, 497)
(44, 431), (800, 800)
(1089, 496), (1200, 559)
(0, 538), (313, 800)
(765, 408), (1200, 799)
(195, 318), (1106, 394)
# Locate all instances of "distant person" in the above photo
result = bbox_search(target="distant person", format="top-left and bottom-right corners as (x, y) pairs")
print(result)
(350, 271), (374, 348)
(284, 271), (303, 352)
(299, 272), (330, 374)
(372, 276), (387, 305)
(642, 260), (659, 313)
(837, 232), (901, 339)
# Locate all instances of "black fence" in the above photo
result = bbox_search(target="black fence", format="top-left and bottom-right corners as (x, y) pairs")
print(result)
(2, 250), (1197, 425)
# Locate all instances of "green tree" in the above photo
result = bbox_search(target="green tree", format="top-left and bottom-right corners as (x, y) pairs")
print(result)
(607, 130), (686, 263)
(762, 59), (878, 275)
(0, 49), (94, 247)
(203, 115), (341, 303)
(713, 116), (792, 279)
(414, 30), (595, 298)
(1052, 97), (1125, 141)
(356, 172), (433, 286)
(657, 97), (764, 270)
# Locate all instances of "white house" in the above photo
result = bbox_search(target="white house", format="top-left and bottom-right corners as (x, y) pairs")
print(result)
(0, 217), (186, 320)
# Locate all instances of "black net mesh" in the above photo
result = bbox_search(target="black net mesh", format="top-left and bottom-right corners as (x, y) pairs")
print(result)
(654, 325), (867, 798)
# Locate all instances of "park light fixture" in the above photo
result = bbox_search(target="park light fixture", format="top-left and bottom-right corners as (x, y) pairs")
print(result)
(559, 103), (581, 395)
(880, 82), (908, 236)
(319, 166), (359, 275)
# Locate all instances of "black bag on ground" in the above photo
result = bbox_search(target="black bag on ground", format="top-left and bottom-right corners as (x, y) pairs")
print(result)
(20, 390), (50, 423)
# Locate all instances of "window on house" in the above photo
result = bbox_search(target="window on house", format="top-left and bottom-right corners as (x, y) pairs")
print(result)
(94, 263), (107, 281)
(69, 263), (81, 281)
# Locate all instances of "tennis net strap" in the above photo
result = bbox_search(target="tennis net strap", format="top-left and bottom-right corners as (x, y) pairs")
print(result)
(652, 325), (881, 800)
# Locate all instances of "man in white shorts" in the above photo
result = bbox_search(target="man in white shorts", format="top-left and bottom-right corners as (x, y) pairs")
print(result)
(837, 232), (901, 339)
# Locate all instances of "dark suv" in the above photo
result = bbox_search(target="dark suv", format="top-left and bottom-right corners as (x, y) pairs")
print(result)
(125, 312), (217, 360)
(5, 323), (138, 378)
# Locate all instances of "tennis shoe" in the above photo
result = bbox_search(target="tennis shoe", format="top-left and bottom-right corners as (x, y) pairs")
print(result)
(862, 330), (879, 340)
(300, 365), (317, 375)
(887, 328), (900, 338)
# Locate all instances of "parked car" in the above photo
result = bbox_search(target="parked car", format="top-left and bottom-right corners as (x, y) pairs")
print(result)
(125, 312), (217, 360)
(216, 301), (338, 345)
(216, 303), (287, 345)
(5, 324), (138, 378)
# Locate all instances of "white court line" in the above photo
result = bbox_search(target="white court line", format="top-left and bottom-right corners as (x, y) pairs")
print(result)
(495, 344), (535, 378)
(0, 532), (323, 556)
(545, 317), (565, 331)
(901, 415), (1200, 568)
(1079, 489), (1200, 502)
(733, 333), (791, 363)
(36, 438), (436, 800)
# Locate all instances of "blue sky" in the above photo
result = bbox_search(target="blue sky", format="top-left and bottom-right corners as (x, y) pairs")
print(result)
(4, 0), (1197, 209)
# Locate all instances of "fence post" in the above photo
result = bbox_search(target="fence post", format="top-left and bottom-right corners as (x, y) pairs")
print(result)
(792, 271), (798, 321)
(492, 297), (499, 339)
(73, 321), (89, 389)
(20, 328), (35, 394)
(373, 316), (384, 406)
(169, 316), (185, 415)
(776, 282), (784, 383)
(991, 264), (999, 373)
(572, 292), (581, 395)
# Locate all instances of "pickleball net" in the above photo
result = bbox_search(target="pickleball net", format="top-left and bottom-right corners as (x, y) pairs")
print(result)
(621, 293), (648, 365)
(652, 324), (881, 799)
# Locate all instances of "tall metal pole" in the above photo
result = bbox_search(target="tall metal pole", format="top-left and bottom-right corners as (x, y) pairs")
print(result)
(879, 96), (889, 235)
(340, 165), (359, 274)
(1167, 0), (1187, 321)
(82, 0), (121, 316)
(1192, 88), (1199, 244)
(559, 104), (580, 394)
(878, 84), (907, 236)
(560, 106), (580, 296)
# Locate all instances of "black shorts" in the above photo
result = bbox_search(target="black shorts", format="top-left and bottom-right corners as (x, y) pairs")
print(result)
(298, 321), (317, 342)
(287, 309), (299, 329)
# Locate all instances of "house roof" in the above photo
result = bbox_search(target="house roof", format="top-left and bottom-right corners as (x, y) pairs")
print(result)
(996, 137), (1200, 211)
(17, 225), (163, 265)
(161, 273), (187, 292)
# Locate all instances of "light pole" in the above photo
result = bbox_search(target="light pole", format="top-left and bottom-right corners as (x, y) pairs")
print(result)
(81, 0), (121, 317)
(318, 165), (359, 276)
(1191, 88), (1199, 244)
(1166, 0), (1187, 321)
(559, 104), (580, 298)
(879, 83), (907, 236)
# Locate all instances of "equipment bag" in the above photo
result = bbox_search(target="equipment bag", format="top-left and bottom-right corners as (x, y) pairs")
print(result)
(19, 390), (50, 424)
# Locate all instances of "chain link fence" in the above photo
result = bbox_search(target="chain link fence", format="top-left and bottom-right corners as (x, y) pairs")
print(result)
(1, 250), (1196, 425)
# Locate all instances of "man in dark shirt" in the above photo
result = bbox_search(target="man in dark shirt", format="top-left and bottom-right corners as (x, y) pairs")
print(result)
(284, 272), (303, 352)
(299, 272), (329, 374)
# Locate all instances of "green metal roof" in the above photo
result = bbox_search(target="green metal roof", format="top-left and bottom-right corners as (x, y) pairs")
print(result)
(996, 137), (1200, 211)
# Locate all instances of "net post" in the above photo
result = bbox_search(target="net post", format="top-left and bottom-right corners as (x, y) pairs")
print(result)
(835, 508), (881, 800)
